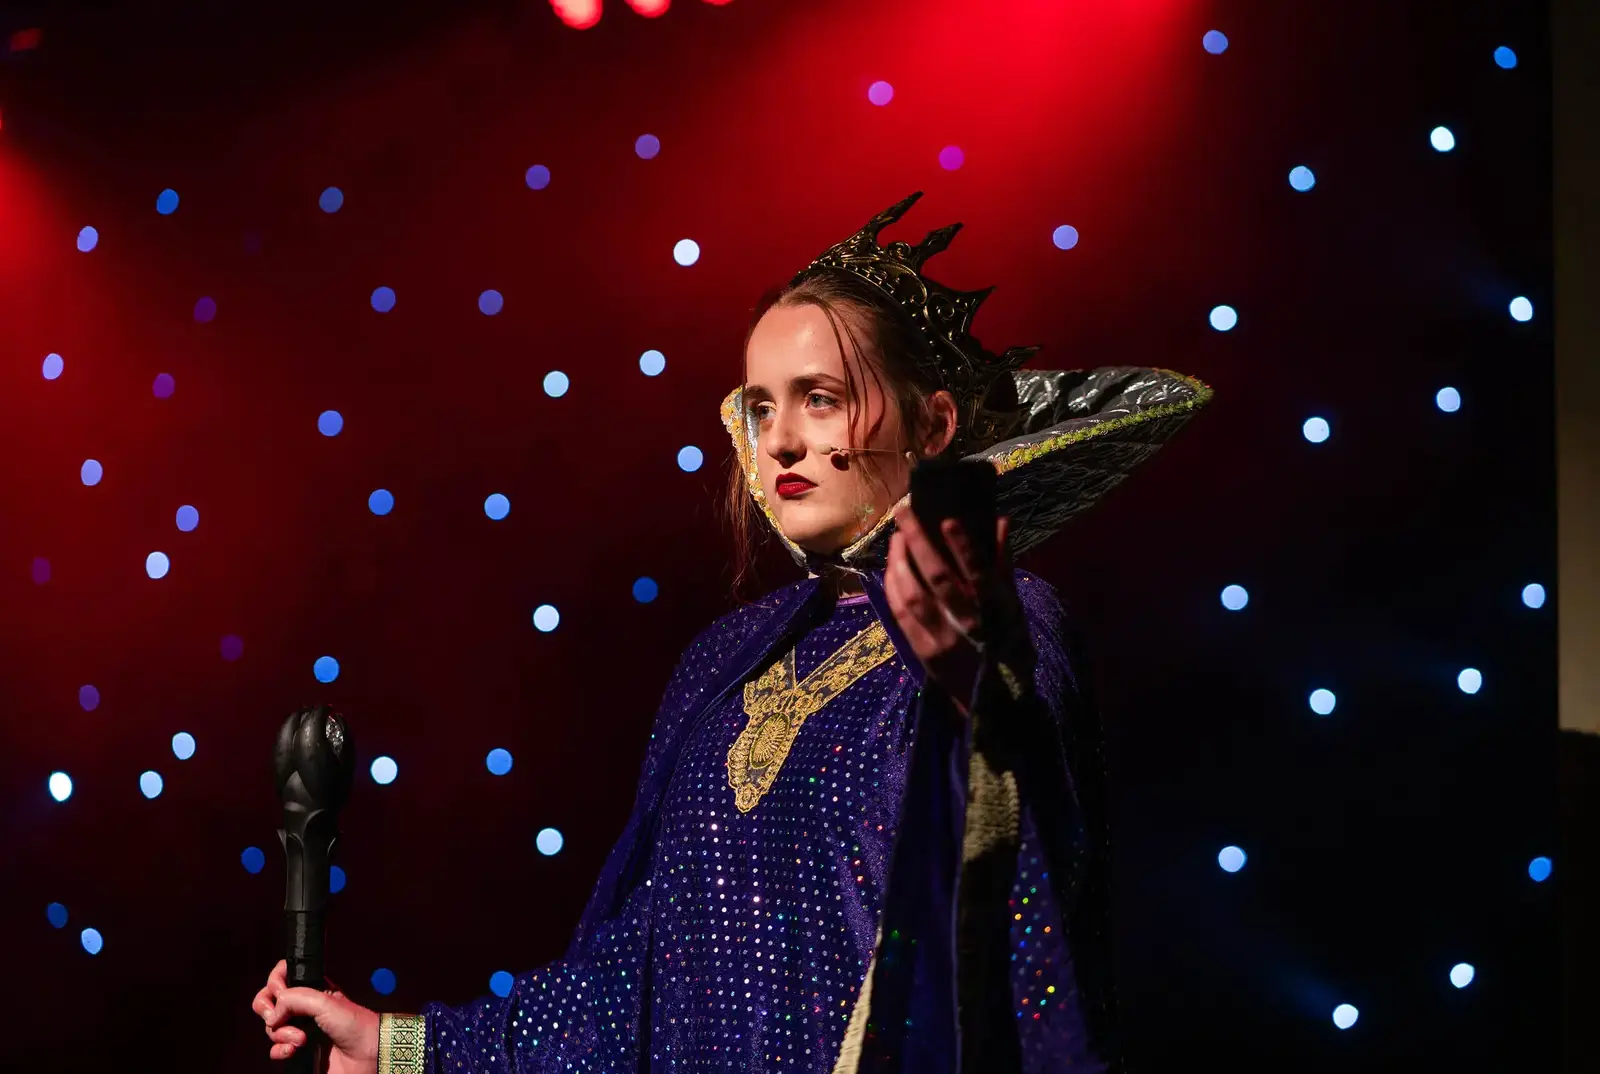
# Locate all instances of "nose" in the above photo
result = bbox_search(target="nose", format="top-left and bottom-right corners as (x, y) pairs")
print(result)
(764, 406), (806, 467)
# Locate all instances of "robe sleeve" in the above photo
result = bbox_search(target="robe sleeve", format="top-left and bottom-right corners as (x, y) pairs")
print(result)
(883, 568), (1112, 1074)
(374, 615), (746, 1074)
(847, 568), (1113, 1074)
(1004, 571), (1117, 1072)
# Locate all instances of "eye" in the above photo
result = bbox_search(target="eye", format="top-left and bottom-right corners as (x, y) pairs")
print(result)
(747, 401), (774, 422)
(806, 392), (838, 410)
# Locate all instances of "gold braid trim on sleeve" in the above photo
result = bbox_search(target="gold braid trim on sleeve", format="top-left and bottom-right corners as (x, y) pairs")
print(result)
(377, 1012), (426, 1074)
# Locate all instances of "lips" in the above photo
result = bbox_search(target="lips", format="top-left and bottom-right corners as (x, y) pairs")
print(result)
(775, 472), (815, 499)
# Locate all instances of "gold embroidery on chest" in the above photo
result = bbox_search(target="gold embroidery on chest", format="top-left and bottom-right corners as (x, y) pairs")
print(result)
(727, 620), (897, 814)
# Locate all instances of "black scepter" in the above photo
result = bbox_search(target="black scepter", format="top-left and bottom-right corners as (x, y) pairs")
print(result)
(274, 705), (356, 1074)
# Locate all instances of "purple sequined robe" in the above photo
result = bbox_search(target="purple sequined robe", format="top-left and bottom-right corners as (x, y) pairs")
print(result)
(379, 567), (1115, 1074)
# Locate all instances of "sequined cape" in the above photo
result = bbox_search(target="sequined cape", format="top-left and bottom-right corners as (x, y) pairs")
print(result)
(378, 568), (1117, 1074)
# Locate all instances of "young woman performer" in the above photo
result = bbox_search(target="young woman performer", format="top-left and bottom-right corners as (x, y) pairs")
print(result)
(253, 192), (1209, 1073)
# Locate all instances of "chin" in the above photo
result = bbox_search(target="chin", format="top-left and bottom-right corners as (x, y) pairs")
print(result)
(774, 504), (852, 554)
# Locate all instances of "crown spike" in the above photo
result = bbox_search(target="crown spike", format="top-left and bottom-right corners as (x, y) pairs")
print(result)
(913, 222), (963, 267)
(866, 191), (925, 243)
(792, 194), (1038, 454)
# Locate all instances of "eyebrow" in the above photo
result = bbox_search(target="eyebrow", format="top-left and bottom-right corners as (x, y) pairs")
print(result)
(741, 372), (846, 400)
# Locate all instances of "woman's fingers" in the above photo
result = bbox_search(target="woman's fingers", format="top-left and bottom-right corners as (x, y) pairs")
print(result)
(939, 519), (984, 583)
(266, 1023), (308, 1046)
(271, 1042), (298, 1061)
(263, 986), (330, 1029)
(893, 508), (978, 622)
(885, 533), (941, 651)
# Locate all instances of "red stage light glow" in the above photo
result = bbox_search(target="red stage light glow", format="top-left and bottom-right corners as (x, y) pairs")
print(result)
(547, 0), (602, 30)
(625, 0), (672, 16)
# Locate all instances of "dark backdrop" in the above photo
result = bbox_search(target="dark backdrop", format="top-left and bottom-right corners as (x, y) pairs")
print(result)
(0, 1), (1554, 1071)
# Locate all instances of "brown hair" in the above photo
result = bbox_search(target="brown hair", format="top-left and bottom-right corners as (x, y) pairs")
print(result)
(722, 269), (948, 599)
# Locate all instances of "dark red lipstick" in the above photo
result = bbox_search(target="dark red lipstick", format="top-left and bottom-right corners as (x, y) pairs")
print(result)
(775, 472), (816, 499)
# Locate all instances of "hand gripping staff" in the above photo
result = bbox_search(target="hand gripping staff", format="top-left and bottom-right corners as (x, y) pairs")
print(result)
(274, 704), (356, 1074)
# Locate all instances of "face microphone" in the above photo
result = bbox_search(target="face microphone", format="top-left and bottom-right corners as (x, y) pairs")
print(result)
(816, 444), (918, 461)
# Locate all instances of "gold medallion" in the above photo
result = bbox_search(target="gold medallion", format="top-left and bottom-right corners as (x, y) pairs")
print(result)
(727, 620), (897, 813)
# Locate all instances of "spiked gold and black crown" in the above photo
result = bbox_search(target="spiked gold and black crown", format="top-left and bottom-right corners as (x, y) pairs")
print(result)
(791, 191), (1038, 456)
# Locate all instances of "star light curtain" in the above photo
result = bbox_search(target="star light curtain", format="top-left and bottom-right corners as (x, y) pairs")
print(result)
(11, 4), (1552, 1068)
(547, 0), (735, 31)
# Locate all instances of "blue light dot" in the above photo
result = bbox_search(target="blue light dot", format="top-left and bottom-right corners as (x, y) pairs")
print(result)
(81, 928), (104, 955)
(633, 577), (659, 603)
(1529, 856), (1552, 882)
(318, 410), (344, 436)
(153, 372), (176, 399)
(1436, 386), (1461, 412)
(81, 459), (104, 486)
(1051, 225), (1079, 250)
(525, 165), (551, 190)
(319, 187), (344, 213)
(1309, 688), (1337, 716)
(479, 289), (504, 316)
(371, 286), (397, 313)
(221, 634), (244, 661)
(1458, 667), (1483, 694)
(1218, 845), (1247, 872)
(938, 145), (965, 171)
(635, 133), (661, 159)
(1509, 296), (1534, 322)
(490, 971), (515, 997)
(370, 756), (399, 785)
(313, 656), (341, 683)
(43, 353), (64, 380)
(544, 371), (570, 397)
(79, 685), (100, 712)
(1289, 165), (1316, 192)
(369, 488), (395, 516)
(1202, 30), (1229, 54)
(868, 80), (894, 106)
(1303, 417), (1331, 443)
(241, 846), (266, 873)
(640, 349), (666, 376)
(172, 732), (196, 760)
(1220, 584), (1249, 611)
(484, 493), (511, 521)
(677, 445), (704, 472)
(32, 557), (50, 584)
(1431, 126), (1457, 152)
(487, 748), (514, 776)
(330, 865), (346, 893)
(536, 827), (565, 856)
(533, 604), (561, 632)
(371, 968), (396, 995)
(1209, 305), (1238, 331)
(47, 903), (68, 928)
(1494, 46), (1517, 70)
(194, 296), (217, 323)
(673, 239), (701, 267)
(1332, 1004), (1359, 1030)
(1522, 583), (1546, 609)
(139, 771), (164, 799)
(156, 188), (180, 215)
(176, 505), (199, 532)
(146, 552), (171, 580)
(1450, 963), (1476, 988)
(48, 771), (73, 802)
(77, 226), (99, 252)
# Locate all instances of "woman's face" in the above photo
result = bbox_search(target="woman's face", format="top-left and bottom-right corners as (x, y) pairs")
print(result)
(742, 301), (917, 555)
